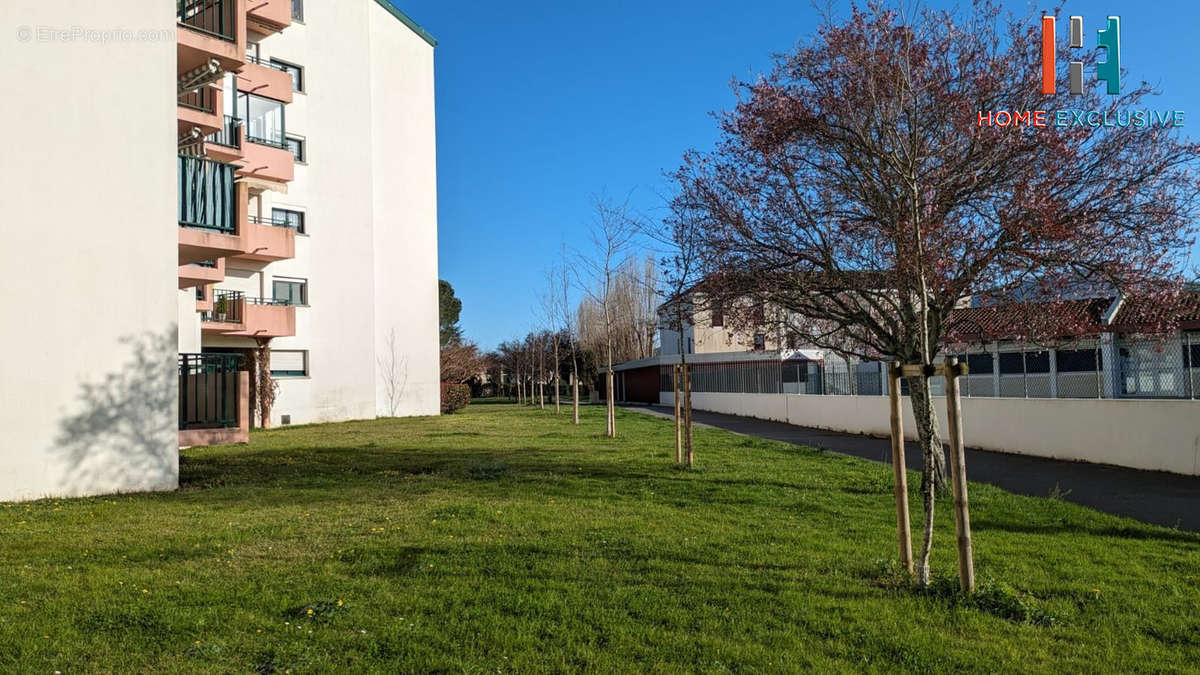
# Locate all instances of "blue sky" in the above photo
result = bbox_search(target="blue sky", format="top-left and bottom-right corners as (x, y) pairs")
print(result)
(391, 0), (1199, 350)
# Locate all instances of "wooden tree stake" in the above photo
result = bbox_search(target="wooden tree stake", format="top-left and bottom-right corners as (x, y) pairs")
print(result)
(673, 364), (683, 463)
(888, 364), (914, 575)
(944, 357), (975, 592)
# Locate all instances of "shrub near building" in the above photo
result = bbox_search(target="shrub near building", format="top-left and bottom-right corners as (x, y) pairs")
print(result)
(441, 383), (471, 414)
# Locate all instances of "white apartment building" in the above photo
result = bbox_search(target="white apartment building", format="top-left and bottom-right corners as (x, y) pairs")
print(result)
(0, 0), (440, 502)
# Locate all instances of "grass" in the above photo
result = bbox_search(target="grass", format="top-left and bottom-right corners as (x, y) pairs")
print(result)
(1, 403), (1197, 673)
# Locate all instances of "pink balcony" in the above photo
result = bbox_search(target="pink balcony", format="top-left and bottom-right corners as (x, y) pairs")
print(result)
(200, 292), (296, 339)
(179, 258), (225, 289)
(238, 59), (294, 104)
(238, 138), (294, 184)
(246, 0), (293, 37)
(177, 0), (247, 76)
(236, 216), (296, 262)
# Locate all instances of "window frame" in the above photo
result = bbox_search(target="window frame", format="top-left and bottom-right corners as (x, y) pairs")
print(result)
(286, 134), (306, 163)
(270, 349), (309, 378)
(270, 58), (304, 93)
(272, 277), (308, 306)
(271, 207), (306, 234)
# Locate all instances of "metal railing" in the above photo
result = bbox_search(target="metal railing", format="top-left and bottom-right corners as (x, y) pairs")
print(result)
(245, 126), (289, 150)
(247, 296), (292, 306)
(178, 154), (237, 233)
(178, 87), (216, 113)
(655, 333), (1200, 401)
(178, 0), (236, 41)
(245, 55), (290, 71)
(201, 290), (245, 323)
(206, 115), (241, 149)
(179, 353), (241, 430)
(248, 214), (290, 227)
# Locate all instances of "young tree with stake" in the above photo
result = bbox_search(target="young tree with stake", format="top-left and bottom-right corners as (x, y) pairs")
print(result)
(675, 1), (1199, 586)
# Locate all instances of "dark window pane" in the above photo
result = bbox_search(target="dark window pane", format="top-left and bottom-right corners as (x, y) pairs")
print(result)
(291, 0), (304, 21)
(966, 353), (993, 374)
(998, 351), (1024, 374)
(1025, 350), (1050, 373)
(1056, 348), (1099, 373)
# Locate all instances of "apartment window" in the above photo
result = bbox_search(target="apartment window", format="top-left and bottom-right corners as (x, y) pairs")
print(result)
(710, 301), (724, 328)
(271, 59), (304, 92)
(246, 42), (260, 61)
(291, 0), (304, 21)
(753, 333), (766, 351)
(272, 207), (305, 234)
(270, 350), (308, 377)
(286, 135), (306, 162)
(238, 93), (286, 148)
(272, 278), (308, 306)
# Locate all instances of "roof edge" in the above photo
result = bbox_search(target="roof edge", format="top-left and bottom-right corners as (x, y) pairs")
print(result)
(373, 0), (437, 47)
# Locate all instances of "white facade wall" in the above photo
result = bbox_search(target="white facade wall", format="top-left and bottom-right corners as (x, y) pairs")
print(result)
(217, 0), (439, 425)
(661, 391), (1200, 476)
(0, 0), (179, 500)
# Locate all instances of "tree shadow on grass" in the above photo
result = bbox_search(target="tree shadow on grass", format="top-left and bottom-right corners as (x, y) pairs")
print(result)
(52, 329), (178, 497)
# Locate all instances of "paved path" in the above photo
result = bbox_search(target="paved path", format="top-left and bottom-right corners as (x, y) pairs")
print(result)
(623, 405), (1200, 532)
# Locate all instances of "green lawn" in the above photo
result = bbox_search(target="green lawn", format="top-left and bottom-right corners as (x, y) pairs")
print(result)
(1, 403), (1197, 673)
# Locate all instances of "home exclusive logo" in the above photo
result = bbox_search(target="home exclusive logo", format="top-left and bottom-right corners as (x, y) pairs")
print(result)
(1041, 15), (1119, 96)
(977, 14), (1185, 130)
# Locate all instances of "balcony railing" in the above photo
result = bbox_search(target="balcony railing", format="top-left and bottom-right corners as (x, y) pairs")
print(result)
(247, 297), (292, 306)
(206, 115), (241, 149)
(245, 55), (290, 72)
(178, 0), (236, 41)
(245, 125), (289, 150)
(179, 154), (237, 233)
(201, 290), (245, 323)
(178, 87), (216, 114)
(247, 215), (292, 228)
(179, 353), (241, 430)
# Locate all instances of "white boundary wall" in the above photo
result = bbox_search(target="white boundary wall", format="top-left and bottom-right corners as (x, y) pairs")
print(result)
(661, 392), (1200, 476)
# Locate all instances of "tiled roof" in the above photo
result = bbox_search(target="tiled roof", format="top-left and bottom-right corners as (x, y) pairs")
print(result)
(945, 297), (1112, 342)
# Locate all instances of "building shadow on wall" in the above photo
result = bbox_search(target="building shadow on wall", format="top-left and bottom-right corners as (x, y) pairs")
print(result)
(53, 328), (178, 496)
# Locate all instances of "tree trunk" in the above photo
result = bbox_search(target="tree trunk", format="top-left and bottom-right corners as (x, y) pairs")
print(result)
(673, 365), (683, 463)
(909, 375), (948, 586)
(572, 367), (580, 425)
(605, 370), (616, 438)
(553, 341), (561, 414)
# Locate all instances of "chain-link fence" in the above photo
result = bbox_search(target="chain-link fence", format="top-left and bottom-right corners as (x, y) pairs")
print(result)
(658, 332), (1200, 401)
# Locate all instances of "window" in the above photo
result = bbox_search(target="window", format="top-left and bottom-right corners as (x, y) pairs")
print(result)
(246, 42), (260, 61)
(752, 303), (765, 324)
(998, 351), (1024, 375)
(687, 337), (694, 354)
(238, 93), (286, 148)
(286, 135), (306, 162)
(710, 301), (724, 328)
(1184, 338), (1199, 369)
(270, 350), (308, 377)
(1024, 350), (1051, 374)
(966, 352), (993, 375)
(271, 208), (305, 234)
(753, 333), (766, 351)
(1056, 348), (1101, 373)
(291, 0), (304, 21)
(272, 278), (308, 306)
(271, 59), (304, 92)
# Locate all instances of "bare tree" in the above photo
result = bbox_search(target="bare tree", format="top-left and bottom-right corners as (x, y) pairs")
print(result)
(577, 197), (639, 437)
(642, 200), (707, 466)
(676, 1), (1200, 586)
(553, 250), (583, 424)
